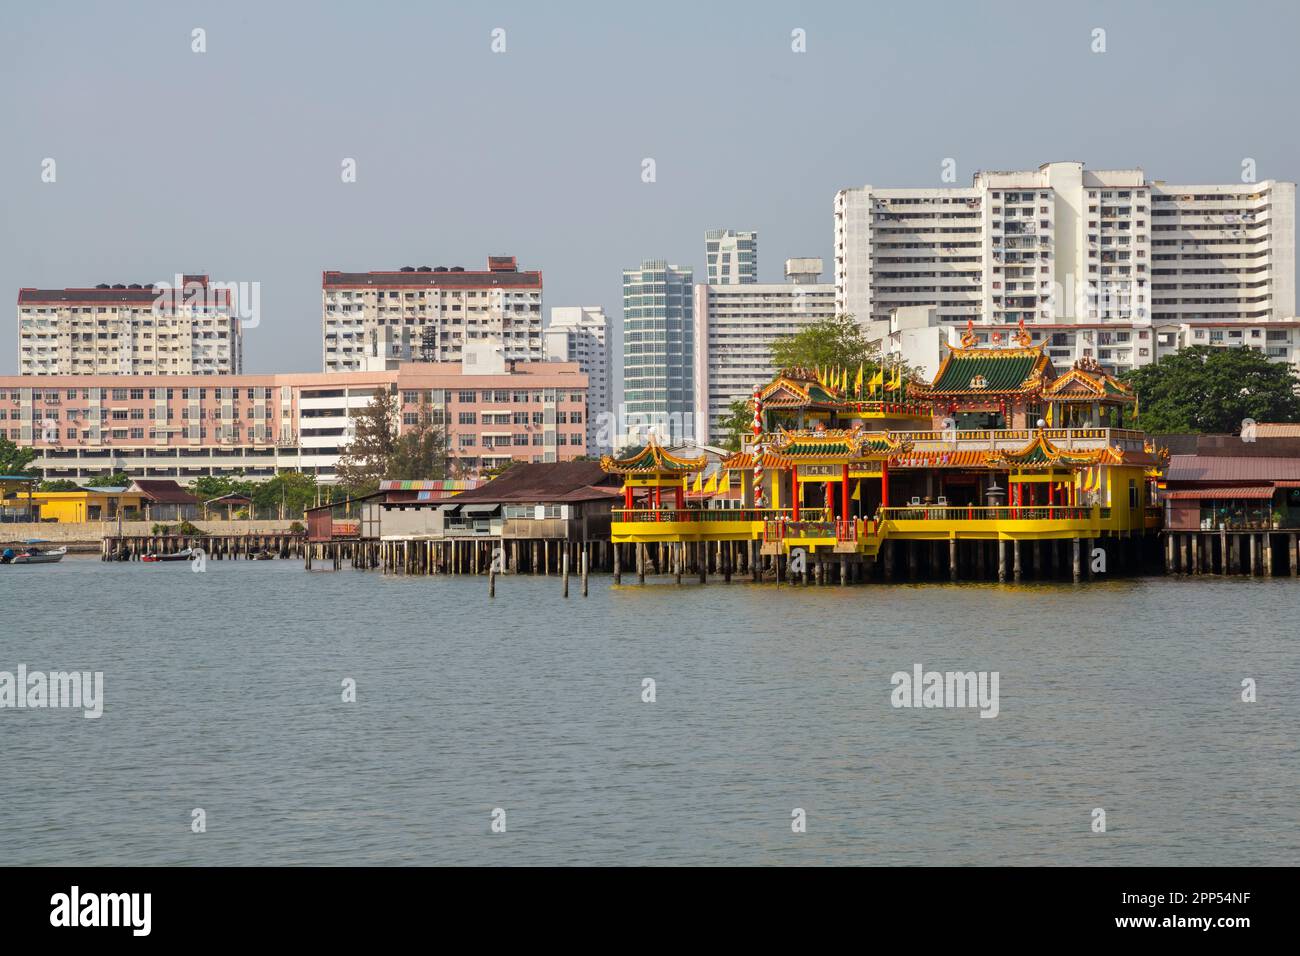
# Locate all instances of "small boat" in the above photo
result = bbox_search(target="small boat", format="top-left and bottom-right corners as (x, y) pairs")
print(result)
(253, 549), (275, 560)
(142, 548), (196, 563)
(8, 540), (67, 564)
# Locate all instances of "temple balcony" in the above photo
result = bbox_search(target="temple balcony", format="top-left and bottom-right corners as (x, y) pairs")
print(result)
(743, 427), (1146, 456)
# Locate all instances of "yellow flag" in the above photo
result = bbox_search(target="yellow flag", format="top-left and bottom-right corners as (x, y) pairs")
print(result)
(854, 363), (864, 396)
(1045, 403), (1053, 427)
(718, 469), (731, 494)
(851, 480), (861, 501)
(692, 471), (702, 494)
(868, 368), (883, 395)
(890, 365), (903, 391)
(704, 472), (718, 494)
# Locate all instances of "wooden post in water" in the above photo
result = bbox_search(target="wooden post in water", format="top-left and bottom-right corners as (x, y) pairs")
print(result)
(613, 542), (621, 584)
(1012, 540), (1022, 582)
(582, 546), (589, 597)
(489, 558), (496, 598)
(949, 538), (958, 582)
(562, 549), (569, 598)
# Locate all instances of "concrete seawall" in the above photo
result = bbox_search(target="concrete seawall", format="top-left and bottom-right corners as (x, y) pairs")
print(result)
(2, 519), (300, 550)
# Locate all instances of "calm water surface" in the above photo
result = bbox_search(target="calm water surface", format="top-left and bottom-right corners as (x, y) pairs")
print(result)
(1, 556), (1296, 865)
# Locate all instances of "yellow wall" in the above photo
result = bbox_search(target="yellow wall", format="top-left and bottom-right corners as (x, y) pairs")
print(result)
(2, 491), (145, 523)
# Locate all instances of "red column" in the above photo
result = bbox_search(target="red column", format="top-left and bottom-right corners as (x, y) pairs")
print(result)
(624, 485), (633, 510)
(655, 485), (662, 521)
(825, 481), (833, 518)
(675, 486), (684, 510)
(792, 471), (800, 521)
(841, 464), (850, 520)
(880, 460), (890, 509)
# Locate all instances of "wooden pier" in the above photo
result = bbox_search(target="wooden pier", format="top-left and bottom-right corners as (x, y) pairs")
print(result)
(103, 532), (304, 561)
(1162, 529), (1300, 577)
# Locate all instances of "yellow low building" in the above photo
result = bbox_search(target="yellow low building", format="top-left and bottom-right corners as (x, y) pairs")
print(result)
(1, 487), (145, 523)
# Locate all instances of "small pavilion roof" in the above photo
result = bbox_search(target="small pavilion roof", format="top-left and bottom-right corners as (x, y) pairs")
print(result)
(1042, 361), (1134, 403)
(983, 432), (1154, 470)
(770, 429), (910, 460)
(600, 442), (708, 476)
(760, 369), (843, 406)
(205, 492), (253, 505)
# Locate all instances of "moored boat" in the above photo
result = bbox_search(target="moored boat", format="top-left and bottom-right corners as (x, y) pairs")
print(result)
(7, 540), (68, 564)
(142, 548), (196, 563)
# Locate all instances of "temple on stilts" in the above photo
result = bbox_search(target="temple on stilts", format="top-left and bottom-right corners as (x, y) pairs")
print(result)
(602, 327), (1163, 584)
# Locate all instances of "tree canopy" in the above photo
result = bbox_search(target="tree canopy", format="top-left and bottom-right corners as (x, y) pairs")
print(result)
(84, 471), (132, 488)
(1123, 346), (1300, 434)
(336, 391), (451, 493)
(0, 436), (37, 477)
(716, 398), (754, 452)
(769, 314), (880, 373)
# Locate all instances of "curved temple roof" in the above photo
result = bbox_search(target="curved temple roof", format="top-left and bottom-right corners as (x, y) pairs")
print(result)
(983, 432), (1149, 470)
(1042, 362), (1135, 403)
(721, 429), (913, 469)
(912, 345), (1052, 398)
(600, 443), (708, 476)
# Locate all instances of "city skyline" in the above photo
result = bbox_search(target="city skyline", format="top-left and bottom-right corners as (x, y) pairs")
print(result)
(5, 0), (1300, 381)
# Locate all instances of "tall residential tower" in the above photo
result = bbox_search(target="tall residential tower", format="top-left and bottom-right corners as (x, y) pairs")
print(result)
(834, 162), (1296, 361)
(545, 306), (612, 453)
(705, 229), (758, 285)
(621, 260), (694, 447)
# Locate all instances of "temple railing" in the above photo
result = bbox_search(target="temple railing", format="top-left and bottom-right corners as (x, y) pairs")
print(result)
(612, 508), (792, 524)
(880, 505), (1097, 521)
(743, 427), (1146, 455)
(765, 519), (836, 541)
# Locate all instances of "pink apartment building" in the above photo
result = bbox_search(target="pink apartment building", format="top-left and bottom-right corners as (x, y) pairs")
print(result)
(0, 360), (587, 483)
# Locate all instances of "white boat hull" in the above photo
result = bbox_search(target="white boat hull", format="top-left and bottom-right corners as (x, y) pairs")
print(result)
(12, 547), (68, 564)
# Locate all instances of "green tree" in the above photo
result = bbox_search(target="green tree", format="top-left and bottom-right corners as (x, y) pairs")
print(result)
(0, 436), (37, 477)
(336, 392), (451, 493)
(335, 390), (402, 494)
(770, 314), (880, 373)
(388, 399), (452, 481)
(84, 472), (132, 488)
(252, 471), (319, 519)
(1123, 346), (1300, 434)
(717, 398), (755, 452)
(39, 479), (80, 491)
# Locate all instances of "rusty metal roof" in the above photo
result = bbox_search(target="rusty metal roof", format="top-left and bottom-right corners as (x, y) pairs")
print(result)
(1164, 455), (1300, 482)
(1164, 485), (1275, 499)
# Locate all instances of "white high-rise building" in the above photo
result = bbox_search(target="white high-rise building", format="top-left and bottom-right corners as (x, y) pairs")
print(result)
(834, 162), (1295, 337)
(705, 229), (758, 285)
(17, 275), (244, 376)
(545, 306), (611, 453)
(321, 256), (543, 372)
(693, 258), (835, 445)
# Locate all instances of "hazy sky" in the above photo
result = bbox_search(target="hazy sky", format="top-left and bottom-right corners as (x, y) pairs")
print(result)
(3, 0), (1298, 376)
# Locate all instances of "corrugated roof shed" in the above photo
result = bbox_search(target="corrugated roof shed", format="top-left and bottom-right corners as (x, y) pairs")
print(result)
(450, 462), (620, 504)
(1164, 455), (1300, 482)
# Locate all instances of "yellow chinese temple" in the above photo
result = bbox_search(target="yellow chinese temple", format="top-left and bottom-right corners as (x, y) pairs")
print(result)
(602, 333), (1164, 584)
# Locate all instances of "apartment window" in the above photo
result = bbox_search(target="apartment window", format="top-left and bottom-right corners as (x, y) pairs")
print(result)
(458, 412), (476, 425)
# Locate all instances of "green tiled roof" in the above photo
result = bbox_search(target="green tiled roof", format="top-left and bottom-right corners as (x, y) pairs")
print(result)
(782, 438), (852, 457)
(929, 350), (1041, 393)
